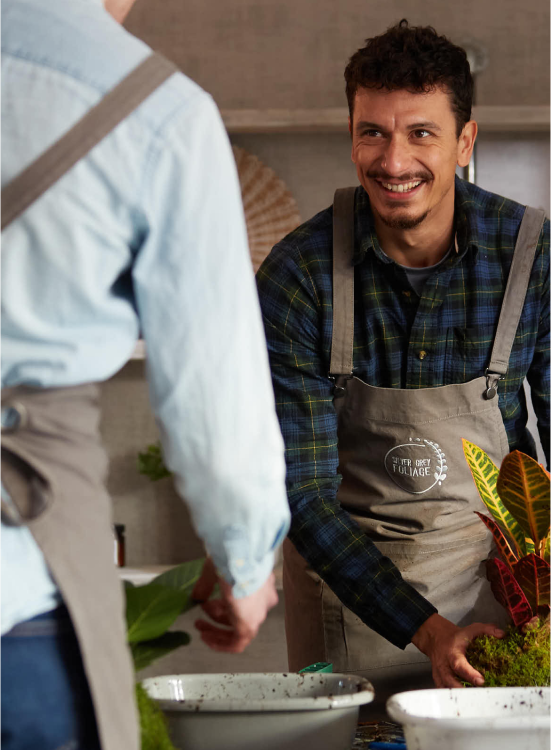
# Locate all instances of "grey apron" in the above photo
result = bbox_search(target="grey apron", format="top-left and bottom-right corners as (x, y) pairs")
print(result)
(1, 54), (177, 750)
(283, 188), (545, 701)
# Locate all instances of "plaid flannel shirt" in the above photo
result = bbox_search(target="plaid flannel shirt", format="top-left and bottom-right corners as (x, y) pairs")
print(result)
(257, 176), (550, 649)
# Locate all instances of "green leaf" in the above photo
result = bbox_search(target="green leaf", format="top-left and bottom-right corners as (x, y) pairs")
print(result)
(497, 451), (551, 551)
(131, 631), (191, 672)
(462, 439), (526, 555)
(513, 553), (550, 610)
(137, 443), (172, 482)
(544, 534), (550, 563)
(151, 558), (214, 615)
(126, 583), (186, 644)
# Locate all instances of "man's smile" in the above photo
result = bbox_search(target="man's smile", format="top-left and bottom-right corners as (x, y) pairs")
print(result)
(373, 178), (426, 200)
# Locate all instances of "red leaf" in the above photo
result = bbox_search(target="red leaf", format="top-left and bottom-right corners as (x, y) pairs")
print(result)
(513, 553), (550, 610)
(486, 558), (533, 627)
(475, 511), (518, 572)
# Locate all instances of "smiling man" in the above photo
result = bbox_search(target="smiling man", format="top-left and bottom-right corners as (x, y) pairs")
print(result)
(256, 20), (549, 706)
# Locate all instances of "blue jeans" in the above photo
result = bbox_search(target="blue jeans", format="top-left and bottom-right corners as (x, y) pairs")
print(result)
(1, 605), (100, 750)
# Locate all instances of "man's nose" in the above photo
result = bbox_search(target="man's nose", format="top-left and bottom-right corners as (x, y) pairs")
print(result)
(380, 136), (411, 176)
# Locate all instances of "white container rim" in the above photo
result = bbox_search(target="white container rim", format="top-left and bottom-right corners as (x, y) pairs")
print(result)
(142, 672), (375, 713)
(387, 687), (550, 730)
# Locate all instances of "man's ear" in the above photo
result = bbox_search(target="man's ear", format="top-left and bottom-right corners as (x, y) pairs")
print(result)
(457, 120), (478, 168)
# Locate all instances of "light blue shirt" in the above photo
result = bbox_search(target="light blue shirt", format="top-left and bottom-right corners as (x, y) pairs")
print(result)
(1, 0), (290, 632)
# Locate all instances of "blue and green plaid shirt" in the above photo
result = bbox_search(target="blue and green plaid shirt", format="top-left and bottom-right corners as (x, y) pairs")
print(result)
(257, 176), (550, 649)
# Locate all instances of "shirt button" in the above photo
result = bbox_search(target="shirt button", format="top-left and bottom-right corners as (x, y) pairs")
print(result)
(418, 350), (427, 360)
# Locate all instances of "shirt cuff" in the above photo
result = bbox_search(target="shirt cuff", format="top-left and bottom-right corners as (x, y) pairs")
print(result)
(207, 522), (287, 599)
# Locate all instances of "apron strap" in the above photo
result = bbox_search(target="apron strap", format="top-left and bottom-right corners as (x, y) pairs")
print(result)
(1, 53), (177, 232)
(485, 206), (546, 390)
(329, 187), (356, 377)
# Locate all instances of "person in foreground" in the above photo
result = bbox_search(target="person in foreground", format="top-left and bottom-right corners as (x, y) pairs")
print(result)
(256, 20), (549, 703)
(1, 0), (290, 748)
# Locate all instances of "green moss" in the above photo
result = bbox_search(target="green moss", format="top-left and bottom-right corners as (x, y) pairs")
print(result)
(465, 618), (550, 687)
(136, 682), (176, 750)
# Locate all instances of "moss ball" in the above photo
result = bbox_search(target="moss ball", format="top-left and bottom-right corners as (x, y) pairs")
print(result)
(466, 619), (550, 687)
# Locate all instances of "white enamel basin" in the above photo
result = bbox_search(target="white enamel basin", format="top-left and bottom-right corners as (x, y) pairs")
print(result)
(386, 686), (550, 750)
(143, 672), (374, 750)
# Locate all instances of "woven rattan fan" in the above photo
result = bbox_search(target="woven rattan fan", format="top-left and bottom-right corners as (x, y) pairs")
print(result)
(232, 146), (302, 271)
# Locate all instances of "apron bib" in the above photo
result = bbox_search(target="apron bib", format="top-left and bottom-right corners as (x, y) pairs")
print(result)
(283, 189), (544, 700)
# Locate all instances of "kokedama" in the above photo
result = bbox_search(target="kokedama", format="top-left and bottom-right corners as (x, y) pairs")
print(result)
(462, 441), (550, 687)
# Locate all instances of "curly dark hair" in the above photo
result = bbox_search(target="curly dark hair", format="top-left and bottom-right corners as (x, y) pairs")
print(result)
(345, 20), (473, 137)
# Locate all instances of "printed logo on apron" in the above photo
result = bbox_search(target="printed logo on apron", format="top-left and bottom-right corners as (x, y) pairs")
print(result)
(384, 437), (448, 495)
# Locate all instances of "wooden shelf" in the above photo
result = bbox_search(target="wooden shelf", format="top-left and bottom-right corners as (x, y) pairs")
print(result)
(118, 564), (172, 586)
(473, 105), (549, 132)
(221, 105), (549, 134)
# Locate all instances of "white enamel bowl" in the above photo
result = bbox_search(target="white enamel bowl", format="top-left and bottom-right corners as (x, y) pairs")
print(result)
(386, 686), (550, 750)
(142, 672), (374, 750)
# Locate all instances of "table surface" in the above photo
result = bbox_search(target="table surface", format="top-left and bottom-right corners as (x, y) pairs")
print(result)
(352, 721), (405, 748)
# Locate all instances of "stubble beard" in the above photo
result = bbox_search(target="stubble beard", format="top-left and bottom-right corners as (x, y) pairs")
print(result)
(378, 207), (431, 230)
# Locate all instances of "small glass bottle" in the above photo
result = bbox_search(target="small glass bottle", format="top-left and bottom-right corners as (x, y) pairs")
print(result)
(113, 524), (126, 567)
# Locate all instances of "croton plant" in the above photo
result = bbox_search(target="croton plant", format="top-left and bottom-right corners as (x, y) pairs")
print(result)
(462, 441), (550, 628)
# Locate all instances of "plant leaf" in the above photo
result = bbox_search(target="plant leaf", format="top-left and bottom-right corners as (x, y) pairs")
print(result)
(525, 538), (536, 555)
(544, 534), (550, 563)
(137, 442), (172, 482)
(131, 631), (191, 672)
(126, 583), (186, 644)
(486, 557), (533, 627)
(151, 558), (208, 615)
(462, 440), (526, 555)
(474, 511), (518, 572)
(513, 553), (551, 610)
(496, 451), (550, 551)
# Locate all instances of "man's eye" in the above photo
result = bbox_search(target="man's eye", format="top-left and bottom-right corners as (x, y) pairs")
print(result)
(413, 129), (431, 138)
(362, 129), (382, 137)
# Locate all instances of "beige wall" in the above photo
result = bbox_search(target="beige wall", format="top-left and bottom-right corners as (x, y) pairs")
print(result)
(100, 360), (205, 566)
(126, 0), (550, 108)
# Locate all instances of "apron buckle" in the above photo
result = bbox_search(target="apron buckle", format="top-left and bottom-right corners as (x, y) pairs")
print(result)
(484, 369), (504, 400)
(329, 373), (352, 397)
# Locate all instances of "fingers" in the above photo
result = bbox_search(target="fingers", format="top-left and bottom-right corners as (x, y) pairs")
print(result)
(449, 653), (484, 686)
(194, 619), (255, 653)
(200, 598), (232, 626)
(464, 622), (505, 640)
(436, 669), (467, 689)
(192, 558), (218, 602)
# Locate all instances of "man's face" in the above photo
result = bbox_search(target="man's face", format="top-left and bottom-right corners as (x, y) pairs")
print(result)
(350, 86), (476, 231)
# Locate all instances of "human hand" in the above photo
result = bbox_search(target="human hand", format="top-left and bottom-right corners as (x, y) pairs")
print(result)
(411, 613), (505, 688)
(191, 557), (279, 653)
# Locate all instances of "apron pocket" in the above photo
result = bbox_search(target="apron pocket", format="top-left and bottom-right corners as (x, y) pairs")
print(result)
(1, 447), (54, 526)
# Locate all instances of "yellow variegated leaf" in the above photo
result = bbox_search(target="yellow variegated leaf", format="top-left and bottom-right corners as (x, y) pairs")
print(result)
(497, 451), (550, 551)
(462, 439), (526, 556)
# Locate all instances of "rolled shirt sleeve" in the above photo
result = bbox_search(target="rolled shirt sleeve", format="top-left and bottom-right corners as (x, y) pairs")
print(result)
(133, 91), (290, 597)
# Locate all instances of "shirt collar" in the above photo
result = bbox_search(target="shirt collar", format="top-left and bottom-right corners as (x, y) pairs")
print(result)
(353, 175), (480, 266)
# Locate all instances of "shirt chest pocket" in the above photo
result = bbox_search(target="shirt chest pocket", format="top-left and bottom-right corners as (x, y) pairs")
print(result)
(444, 325), (496, 384)
(444, 323), (526, 385)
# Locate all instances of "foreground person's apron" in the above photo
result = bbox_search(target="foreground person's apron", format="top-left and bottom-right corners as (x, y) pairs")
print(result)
(284, 188), (545, 701)
(1, 54), (179, 750)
